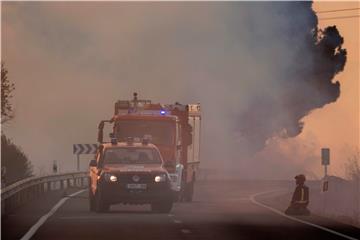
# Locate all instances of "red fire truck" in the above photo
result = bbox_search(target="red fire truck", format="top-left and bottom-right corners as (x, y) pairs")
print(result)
(97, 93), (201, 201)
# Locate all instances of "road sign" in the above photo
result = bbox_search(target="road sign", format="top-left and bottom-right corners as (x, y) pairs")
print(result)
(73, 144), (98, 155)
(73, 144), (98, 171)
(321, 148), (330, 165)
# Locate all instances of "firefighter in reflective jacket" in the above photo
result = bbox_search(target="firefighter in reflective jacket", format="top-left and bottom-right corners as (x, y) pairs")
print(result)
(285, 174), (310, 216)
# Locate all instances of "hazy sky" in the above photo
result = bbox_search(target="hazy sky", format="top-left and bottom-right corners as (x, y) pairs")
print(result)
(1, 1), (359, 179)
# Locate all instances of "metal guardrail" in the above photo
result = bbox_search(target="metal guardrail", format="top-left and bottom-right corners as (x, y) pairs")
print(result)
(1, 171), (88, 215)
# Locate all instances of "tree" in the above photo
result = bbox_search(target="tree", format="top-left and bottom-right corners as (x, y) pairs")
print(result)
(1, 62), (15, 124)
(1, 135), (33, 184)
(1, 63), (33, 184)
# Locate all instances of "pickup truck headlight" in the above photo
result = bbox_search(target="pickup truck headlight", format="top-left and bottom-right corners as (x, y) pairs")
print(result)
(154, 173), (167, 183)
(104, 173), (117, 182)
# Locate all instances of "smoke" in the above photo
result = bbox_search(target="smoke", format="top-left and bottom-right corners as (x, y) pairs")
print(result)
(2, 2), (349, 178)
(238, 4), (347, 151)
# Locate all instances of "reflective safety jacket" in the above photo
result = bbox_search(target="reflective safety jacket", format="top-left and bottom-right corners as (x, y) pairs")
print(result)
(291, 185), (309, 205)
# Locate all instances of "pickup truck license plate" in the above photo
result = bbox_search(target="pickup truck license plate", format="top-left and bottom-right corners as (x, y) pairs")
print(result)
(127, 184), (147, 189)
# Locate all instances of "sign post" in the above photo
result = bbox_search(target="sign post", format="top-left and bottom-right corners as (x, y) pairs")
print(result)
(53, 160), (58, 174)
(73, 144), (98, 171)
(77, 154), (80, 171)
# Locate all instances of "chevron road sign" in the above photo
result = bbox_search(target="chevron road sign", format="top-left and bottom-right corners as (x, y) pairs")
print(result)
(73, 144), (98, 155)
(73, 144), (98, 171)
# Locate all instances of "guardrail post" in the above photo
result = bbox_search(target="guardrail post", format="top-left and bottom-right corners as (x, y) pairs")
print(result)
(30, 187), (33, 199)
(15, 192), (19, 210)
(36, 184), (40, 197)
(30, 186), (34, 199)
(19, 190), (23, 205)
(26, 188), (30, 202)
(40, 182), (45, 194)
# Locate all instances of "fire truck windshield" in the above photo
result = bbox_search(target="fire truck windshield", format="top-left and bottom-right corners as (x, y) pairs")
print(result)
(104, 148), (162, 164)
(115, 120), (175, 145)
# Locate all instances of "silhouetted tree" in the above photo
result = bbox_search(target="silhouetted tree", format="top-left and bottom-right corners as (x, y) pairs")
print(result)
(1, 135), (33, 184)
(1, 62), (15, 124)
(1, 63), (33, 184)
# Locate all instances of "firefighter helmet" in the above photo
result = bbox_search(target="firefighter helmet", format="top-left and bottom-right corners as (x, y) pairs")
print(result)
(295, 174), (306, 182)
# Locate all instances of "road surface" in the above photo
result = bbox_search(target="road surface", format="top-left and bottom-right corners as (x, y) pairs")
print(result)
(2, 180), (360, 240)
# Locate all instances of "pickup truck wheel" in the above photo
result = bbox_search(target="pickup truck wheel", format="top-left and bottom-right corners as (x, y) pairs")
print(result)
(89, 189), (95, 211)
(179, 177), (187, 202)
(95, 189), (109, 213)
(184, 179), (194, 202)
(151, 201), (173, 213)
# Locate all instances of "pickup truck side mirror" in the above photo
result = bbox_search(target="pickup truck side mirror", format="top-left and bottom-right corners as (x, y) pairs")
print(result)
(89, 159), (97, 167)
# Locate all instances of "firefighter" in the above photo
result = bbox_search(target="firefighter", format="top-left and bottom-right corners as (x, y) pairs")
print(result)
(285, 174), (310, 216)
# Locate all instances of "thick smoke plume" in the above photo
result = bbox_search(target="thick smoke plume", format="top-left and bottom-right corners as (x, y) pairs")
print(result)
(239, 3), (347, 151)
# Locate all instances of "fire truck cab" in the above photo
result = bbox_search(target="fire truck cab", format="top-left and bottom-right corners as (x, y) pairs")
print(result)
(97, 93), (201, 201)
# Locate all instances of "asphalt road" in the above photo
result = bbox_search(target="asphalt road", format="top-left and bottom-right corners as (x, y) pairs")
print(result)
(2, 180), (360, 240)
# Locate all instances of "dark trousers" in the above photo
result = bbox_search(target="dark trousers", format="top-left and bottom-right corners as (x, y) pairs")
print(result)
(285, 203), (310, 216)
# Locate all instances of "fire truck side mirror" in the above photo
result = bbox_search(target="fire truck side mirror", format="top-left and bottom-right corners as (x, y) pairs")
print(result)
(89, 160), (97, 167)
(164, 161), (175, 168)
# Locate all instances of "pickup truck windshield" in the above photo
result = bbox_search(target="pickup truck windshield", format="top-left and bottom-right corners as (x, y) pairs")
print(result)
(115, 120), (175, 145)
(104, 148), (162, 164)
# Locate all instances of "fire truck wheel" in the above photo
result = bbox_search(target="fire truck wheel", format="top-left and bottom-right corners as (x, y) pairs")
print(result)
(151, 201), (173, 213)
(95, 189), (110, 213)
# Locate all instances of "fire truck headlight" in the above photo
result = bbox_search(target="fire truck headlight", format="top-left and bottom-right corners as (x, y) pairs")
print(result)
(104, 173), (118, 182)
(155, 174), (167, 183)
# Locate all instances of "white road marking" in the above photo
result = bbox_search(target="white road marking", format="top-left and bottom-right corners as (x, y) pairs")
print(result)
(173, 219), (182, 224)
(228, 197), (249, 201)
(20, 189), (86, 240)
(250, 190), (359, 240)
(181, 229), (191, 234)
(58, 216), (121, 220)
